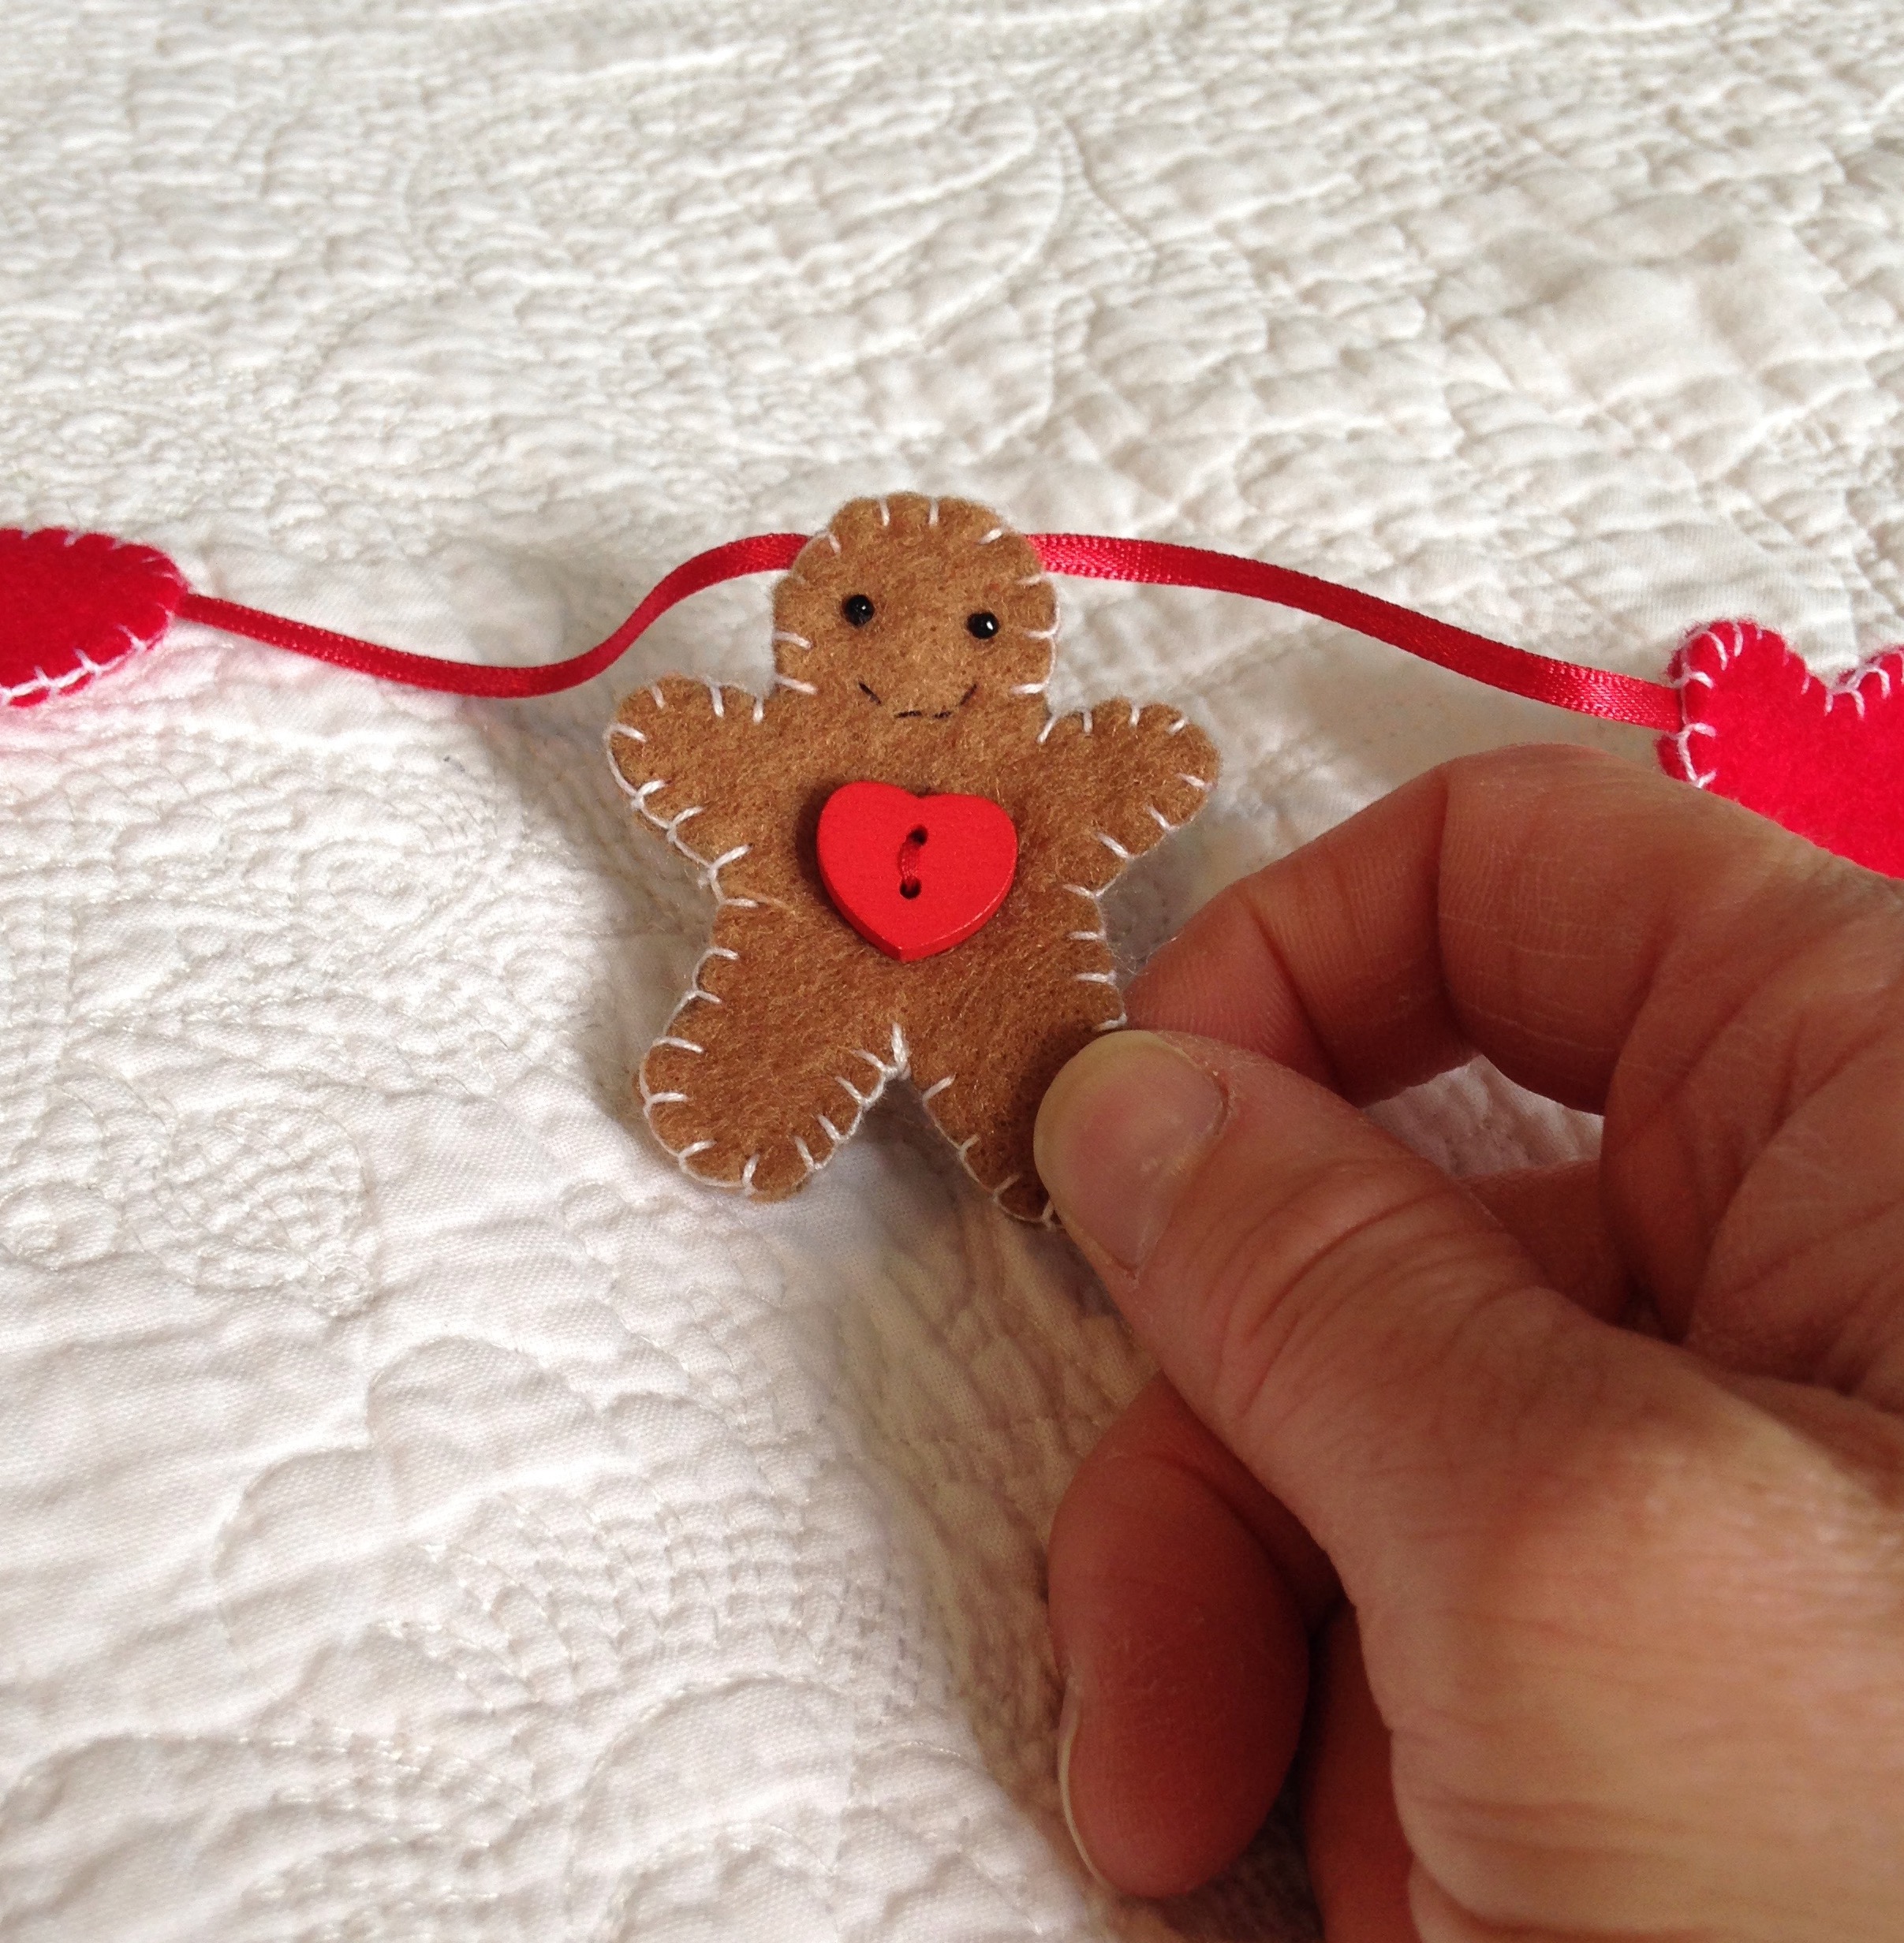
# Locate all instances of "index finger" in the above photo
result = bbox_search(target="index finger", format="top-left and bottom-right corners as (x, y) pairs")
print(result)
(1129, 744), (1881, 1113)
(1130, 745), (1904, 1333)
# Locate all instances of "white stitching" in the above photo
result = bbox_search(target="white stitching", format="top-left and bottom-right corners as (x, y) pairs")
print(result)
(946, 1128), (1029, 1215)
(603, 732), (659, 804)
(949, 1133), (996, 1195)
(688, 947), (735, 994)
(0, 617), (166, 707)
(1671, 623), (1733, 787)
(806, 1020), (910, 1156)
(644, 955), (775, 1186)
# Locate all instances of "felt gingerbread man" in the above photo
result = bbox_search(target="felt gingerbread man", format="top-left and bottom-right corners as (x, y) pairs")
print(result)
(607, 493), (1219, 1221)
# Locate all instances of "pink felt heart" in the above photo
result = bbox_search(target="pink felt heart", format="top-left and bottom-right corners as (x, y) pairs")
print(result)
(816, 781), (1019, 962)
(1, 528), (188, 707)
(1660, 619), (1904, 877)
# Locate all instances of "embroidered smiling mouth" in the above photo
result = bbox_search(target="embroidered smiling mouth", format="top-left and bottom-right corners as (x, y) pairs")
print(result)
(857, 680), (977, 721)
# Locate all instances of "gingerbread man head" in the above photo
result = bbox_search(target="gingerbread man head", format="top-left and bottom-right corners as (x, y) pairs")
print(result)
(770, 494), (1058, 737)
(609, 493), (1219, 1220)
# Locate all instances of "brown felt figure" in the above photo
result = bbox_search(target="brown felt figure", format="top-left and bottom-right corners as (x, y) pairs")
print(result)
(607, 493), (1219, 1221)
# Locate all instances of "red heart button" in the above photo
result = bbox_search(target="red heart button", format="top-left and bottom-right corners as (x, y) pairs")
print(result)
(1, 528), (188, 707)
(816, 781), (1018, 962)
(1662, 619), (1904, 878)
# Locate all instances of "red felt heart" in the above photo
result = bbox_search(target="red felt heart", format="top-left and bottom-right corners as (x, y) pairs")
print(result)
(1, 528), (188, 708)
(816, 781), (1018, 962)
(1660, 619), (1904, 877)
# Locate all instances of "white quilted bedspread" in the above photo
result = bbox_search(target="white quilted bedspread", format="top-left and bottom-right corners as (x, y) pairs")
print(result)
(4, 3), (1901, 1937)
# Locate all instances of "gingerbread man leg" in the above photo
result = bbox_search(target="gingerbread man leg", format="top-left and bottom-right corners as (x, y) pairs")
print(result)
(906, 908), (1125, 1222)
(640, 905), (909, 1199)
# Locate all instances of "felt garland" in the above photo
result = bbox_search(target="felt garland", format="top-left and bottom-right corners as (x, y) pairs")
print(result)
(2, 520), (1682, 722)
(0, 513), (1895, 872)
(7, 497), (1897, 1218)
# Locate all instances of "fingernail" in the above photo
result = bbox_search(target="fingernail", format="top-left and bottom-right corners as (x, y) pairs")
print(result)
(1035, 1031), (1226, 1272)
(1056, 1676), (1110, 1886)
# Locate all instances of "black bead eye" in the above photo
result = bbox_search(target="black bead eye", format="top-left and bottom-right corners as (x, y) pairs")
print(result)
(965, 610), (999, 640)
(842, 593), (875, 627)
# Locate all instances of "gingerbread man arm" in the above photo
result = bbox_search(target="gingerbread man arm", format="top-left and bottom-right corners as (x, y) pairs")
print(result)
(606, 675), (772, 885)
(1032, 700), (1219, 889)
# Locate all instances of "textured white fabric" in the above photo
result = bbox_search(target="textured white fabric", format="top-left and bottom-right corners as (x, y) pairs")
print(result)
(2, 3), (1900, 1936)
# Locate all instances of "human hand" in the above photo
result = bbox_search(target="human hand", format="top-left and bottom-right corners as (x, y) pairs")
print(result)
(1032, 747), (1904, 1939)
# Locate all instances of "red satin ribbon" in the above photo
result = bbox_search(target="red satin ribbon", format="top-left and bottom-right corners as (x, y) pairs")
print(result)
(1031, 535), (1682, 732)
(178, 532), (809, 699)
(177, 529), (1682, 733)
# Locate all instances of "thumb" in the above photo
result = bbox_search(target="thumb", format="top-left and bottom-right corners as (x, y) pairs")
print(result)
(1032, 1029), (1667, 1619)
